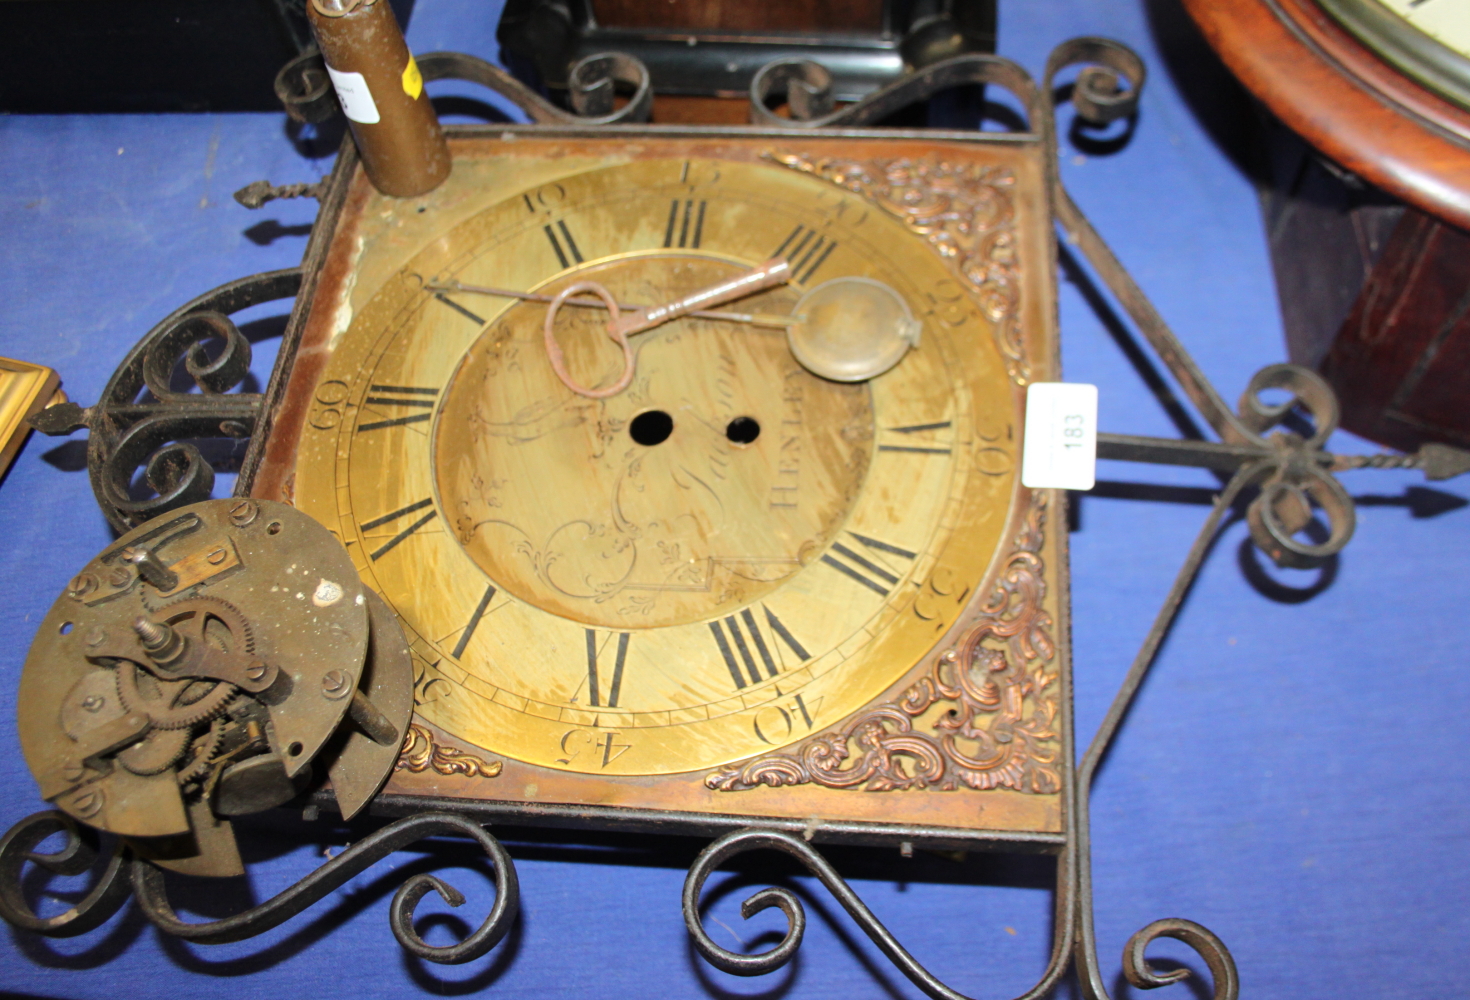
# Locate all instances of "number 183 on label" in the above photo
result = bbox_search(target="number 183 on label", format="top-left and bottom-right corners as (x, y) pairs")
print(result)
(1021, 382), (1098, 491)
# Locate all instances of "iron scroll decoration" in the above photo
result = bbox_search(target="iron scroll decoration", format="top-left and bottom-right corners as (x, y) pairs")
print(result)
(7, 37), (1469, 997)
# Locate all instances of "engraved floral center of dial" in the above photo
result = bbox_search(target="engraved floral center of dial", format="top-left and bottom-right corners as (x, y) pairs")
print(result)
(433, 253), (875, 630)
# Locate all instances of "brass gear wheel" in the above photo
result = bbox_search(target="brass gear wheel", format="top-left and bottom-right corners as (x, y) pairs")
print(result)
(177, 716), (228, 787)
(118, 727), (192, 776)
(116, 662), (238, 730)
(115, 595), (255, 729)
(158, 594), (256, 656)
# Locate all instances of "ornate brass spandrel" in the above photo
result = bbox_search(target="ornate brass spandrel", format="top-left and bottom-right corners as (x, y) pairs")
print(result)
(705, 491), (1059, 794)
(764, 152), (1028, 385)
(396, 722), (503, 779)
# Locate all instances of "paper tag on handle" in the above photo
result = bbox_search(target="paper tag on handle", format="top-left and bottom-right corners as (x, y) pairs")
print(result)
(326, 65), (381, 124)
(1022, 382), (1098, 490)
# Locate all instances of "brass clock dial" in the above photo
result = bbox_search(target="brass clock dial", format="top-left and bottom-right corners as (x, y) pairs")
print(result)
(294, 156), (1019, 777)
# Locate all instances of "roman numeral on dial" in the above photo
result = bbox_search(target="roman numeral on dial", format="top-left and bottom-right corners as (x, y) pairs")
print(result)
(543, 220), (584, 269)
(361, 497), (439, 561)
(584, 630), (629, 708)
(663, 199), (706, 248)
(450, 584), (497, 659)
(710, 605), (811, 690)
(819, 532), (918, 596)
(358, 384), (439, 433)
(433, 293), (485, 325)
(879, 420), (953, 455)
(772, 224), (836, 284)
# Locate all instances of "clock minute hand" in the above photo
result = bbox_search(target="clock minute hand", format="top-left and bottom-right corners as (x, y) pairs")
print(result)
(426, 275), (794, 329)
(610, 257), (792, 337)
(428, 259), (793, 399)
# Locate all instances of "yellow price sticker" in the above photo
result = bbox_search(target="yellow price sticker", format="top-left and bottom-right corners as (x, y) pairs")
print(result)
(401, 55), (424, 100)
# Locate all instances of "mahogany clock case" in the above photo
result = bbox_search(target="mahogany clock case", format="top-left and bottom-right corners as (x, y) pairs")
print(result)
(240, 125), (1071, 851)
(1183, 0), (1470, 453)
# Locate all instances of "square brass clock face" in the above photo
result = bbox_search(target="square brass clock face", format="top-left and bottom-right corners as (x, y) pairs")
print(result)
(252, 131), (1069, 846)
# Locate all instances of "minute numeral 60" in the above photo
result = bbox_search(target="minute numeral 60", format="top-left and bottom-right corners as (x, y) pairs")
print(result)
(308, 379), (350, 430)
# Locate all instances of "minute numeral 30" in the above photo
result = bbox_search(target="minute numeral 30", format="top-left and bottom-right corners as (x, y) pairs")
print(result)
(772, 224), (836, 283)
(820, 532), (917, 597)
(663, 199), (706, 248)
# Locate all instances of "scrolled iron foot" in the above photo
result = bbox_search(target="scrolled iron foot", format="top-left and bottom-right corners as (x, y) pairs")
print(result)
(1122, 919), (1239, 997)
(0, 810), (133, 937)
(686, 827), (990, 1000)
(131, 811), (517, 965)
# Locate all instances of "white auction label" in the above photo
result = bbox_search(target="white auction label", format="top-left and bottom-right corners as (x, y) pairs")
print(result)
(326, 66), (381, 124)
(1021, 382), (1098, 490)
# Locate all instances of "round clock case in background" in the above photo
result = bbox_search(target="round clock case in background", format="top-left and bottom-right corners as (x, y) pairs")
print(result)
(1183, 0), (1470, 455)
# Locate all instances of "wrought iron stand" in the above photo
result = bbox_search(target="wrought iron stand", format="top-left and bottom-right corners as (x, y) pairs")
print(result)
(4, 37), (1463, 999)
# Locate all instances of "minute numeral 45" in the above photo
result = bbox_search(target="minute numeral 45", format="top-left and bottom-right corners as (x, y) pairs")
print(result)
(664, 199), (706, 248)
(820, 532), (917, 597)
(710, 605), (810, 691)
(772, 224), (836, 284)
(358, 384), (438, 433)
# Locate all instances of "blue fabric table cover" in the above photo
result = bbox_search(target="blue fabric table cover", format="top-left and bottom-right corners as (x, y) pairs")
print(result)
(1, 2), (1466, 998)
